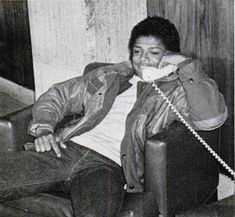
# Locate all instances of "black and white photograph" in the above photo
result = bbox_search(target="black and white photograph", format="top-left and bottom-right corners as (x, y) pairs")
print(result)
(0, 0), (234, 216)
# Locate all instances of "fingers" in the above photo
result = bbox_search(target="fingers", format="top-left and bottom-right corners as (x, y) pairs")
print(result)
(60, 142), (67, 149)
(34, 138), (40, 152)
(55, 137), (67, 149)
(35, 136), (45, 152)
(161, 64), (178, 75)
(159, 61), (169, 69)
(43, 135), (52, 151)
(34, 134), (62, 158)
(161, 52), (187, 66)
(50, 139), (61, 158)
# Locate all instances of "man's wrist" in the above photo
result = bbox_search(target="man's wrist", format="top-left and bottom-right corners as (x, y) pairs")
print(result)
(35, 126), (53, 137)
(177, 58), (194, 70)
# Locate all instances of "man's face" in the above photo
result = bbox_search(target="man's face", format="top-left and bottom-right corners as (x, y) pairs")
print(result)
(131, 36), (166, 79)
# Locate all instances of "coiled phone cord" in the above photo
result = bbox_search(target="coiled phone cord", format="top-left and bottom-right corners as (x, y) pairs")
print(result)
(152, 82), (235, 179)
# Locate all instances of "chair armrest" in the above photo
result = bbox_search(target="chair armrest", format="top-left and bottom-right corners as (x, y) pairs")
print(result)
(145, 121), (219, 216)
(0, 105), (34, 152)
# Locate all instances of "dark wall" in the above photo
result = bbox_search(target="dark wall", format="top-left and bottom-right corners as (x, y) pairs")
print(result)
(0, 0), (34, 90)
(147, 0), (234, 172)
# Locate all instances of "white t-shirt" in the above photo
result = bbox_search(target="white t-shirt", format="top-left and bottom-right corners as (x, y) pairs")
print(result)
(71, 75), (141, 165)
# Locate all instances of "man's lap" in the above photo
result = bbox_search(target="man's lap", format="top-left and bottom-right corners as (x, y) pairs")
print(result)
(0, 141), (123, 201)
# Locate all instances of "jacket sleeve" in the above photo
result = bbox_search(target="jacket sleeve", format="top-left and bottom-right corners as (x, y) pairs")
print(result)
(28, 62), (132, 138)
(178, 59), (227, 131)
(28, 76), (87, 137)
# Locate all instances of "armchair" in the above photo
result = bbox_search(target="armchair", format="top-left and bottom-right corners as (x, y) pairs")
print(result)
(0, 63), (220, 217)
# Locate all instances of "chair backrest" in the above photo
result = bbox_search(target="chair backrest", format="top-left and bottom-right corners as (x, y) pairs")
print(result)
(83, 62), (113, 75)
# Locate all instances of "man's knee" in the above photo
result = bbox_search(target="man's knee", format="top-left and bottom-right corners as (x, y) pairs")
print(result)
(69, 168), (125, 217)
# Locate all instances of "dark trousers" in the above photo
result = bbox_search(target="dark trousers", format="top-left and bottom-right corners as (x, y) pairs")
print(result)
(0, 141), (125, 217)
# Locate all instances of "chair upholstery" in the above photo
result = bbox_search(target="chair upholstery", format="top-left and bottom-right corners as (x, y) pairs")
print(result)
(175, 195), (234, 217)
(145, 122), (219, 216)
(0, 63), (220, 217)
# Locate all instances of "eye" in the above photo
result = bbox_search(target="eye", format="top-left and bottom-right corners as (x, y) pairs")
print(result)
(133, 49), (140, 54)
(151, 51), (161, 55)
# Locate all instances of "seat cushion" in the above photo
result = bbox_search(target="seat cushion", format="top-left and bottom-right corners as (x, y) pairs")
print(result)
(0, 192), (158, 217)
(120, 192), (158, 217)
(2, 193), (73, 217)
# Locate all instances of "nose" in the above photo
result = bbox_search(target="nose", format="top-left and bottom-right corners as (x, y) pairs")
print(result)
(140, 52), (150, 62)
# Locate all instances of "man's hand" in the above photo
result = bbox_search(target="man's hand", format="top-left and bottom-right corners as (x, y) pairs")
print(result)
(34, 133), (66, 158)
(159, 52), (188, 68)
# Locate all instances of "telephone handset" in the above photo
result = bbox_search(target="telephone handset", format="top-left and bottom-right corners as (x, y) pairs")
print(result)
(141, 66), (235, 179)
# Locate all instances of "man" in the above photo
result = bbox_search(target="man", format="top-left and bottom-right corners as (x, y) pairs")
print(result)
(0, 16), (227, 217)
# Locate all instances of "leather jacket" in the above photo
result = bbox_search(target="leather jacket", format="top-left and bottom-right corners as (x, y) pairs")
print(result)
(28, 59), (227, 192)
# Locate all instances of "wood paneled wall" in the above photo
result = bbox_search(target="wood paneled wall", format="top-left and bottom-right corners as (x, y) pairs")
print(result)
(147, 0), (234, 170)
(27, 0), (147, 98)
